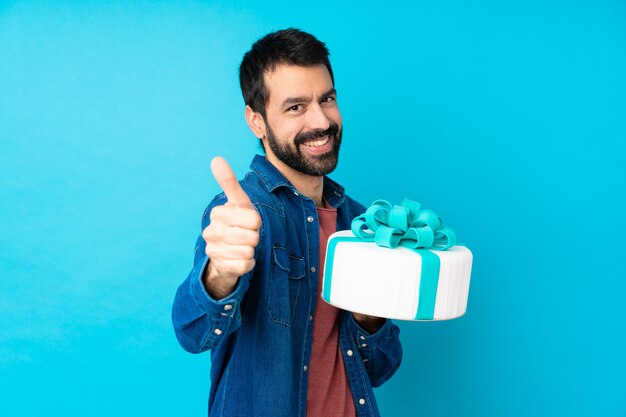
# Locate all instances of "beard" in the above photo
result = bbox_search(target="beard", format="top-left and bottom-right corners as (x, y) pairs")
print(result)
(264, 121), (342, 177)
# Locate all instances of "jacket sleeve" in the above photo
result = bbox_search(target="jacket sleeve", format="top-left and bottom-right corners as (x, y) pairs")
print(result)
(171, 193), (260, 354)
(345, 313), (403, 387)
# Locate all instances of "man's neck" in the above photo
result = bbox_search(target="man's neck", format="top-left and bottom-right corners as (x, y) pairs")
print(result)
(266, 155), (324, 207)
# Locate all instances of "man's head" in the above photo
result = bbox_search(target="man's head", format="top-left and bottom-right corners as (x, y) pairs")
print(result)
(239, 28), (342, 177)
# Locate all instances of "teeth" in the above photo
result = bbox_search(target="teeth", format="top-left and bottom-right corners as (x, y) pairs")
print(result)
(303, 136), (330, 147)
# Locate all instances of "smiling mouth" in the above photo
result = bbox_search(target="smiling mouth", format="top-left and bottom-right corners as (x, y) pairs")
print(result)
(302, 135), (330, 148)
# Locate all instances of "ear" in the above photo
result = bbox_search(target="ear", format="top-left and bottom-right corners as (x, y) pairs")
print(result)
(245, 105), (267, 139)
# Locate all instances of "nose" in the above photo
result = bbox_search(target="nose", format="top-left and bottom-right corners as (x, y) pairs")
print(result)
(306, 103), (331, 131)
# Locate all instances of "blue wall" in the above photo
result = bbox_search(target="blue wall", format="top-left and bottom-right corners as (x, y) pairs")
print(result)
(1, 1), (625, 416)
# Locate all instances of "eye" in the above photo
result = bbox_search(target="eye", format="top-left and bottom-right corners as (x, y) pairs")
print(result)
(287, 104), (302, 112)
(321, 96), (336, 104)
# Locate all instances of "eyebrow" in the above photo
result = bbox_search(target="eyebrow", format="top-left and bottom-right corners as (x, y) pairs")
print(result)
(280, 88), (337, 108)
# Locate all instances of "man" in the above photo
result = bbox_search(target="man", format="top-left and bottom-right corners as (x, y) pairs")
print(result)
(172, 28), (402, 417)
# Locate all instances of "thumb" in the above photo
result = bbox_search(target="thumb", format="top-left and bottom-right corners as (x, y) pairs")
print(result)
(211, 157), (253, 209)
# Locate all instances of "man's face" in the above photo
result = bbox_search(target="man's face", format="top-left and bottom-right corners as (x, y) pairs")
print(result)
(261, 64), (342, 177)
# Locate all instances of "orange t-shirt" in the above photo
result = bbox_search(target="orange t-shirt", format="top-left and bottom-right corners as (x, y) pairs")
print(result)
(305, 202), (356, 417)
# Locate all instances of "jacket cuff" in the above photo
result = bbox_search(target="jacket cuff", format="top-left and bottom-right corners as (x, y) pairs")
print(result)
(190, 256), (246, 317)
(348, 313), (393, 348)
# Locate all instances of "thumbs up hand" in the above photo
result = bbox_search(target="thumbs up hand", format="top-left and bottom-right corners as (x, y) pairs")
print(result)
(202, 157), (262, 299)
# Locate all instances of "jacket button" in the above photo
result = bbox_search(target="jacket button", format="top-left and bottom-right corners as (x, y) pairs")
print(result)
(303, 365), (308, 372)
(213, 329), (223, 336)
(347, 350), (353, 357)
(307, 216), (314, 222)
(360, 335), (366, 340)
(223, 304), (233, 311)
(310, 266), (316, 273)
(359, 398), (365, 405)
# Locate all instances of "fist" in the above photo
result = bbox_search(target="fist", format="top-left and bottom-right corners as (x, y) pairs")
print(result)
(202, 157), (261, 299)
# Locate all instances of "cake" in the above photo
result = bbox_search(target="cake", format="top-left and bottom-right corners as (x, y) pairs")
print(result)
(321, 199), (473, 321)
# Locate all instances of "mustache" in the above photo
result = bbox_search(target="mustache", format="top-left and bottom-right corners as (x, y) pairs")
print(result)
(294, 123), (339, 146)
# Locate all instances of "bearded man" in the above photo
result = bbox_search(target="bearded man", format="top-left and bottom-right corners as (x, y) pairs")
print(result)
(172, 28), (402, 417)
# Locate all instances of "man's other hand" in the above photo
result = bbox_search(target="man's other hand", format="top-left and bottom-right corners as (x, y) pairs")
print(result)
(352, 313), (386, 334)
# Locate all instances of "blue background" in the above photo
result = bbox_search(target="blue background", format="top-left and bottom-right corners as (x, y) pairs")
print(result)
(1, 1), (625, 416)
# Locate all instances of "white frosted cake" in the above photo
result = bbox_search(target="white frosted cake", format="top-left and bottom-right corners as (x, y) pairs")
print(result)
(321, 230), (473, 321)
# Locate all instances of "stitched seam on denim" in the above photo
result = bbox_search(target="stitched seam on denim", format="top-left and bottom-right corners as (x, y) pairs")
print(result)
(199, 317), (217, 351)
(266, 246), (291, 327)
(272, 249), (305, 278)
(340, 325), (372, 417)
(188, 267), (211, 317)
(373, 334), (394, 356)
(322, 176), (345, 207)
(343, 342), (365, 411)
(193, 244), (202, 265)
(266, 244), (305, 326)
(257, 205), (266, 258)
(356, 358), (375, 416)
(348, 322), (376, 416)
(203, 194), (227, 223)
(288, 253), (305, 278)
(250, 164), (271, 191)
(217, 358), (232, 417)
(272, 245), (290, 271)
(255, 202), (284, 218)
(297, 194), (312, 416)
(289, 277), (301, 324)
(189, 259), (231, 326)
(251, 163), (290, 192)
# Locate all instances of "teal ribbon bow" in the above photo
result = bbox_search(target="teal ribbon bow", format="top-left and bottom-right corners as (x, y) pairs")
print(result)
(351, 199), (457, 251)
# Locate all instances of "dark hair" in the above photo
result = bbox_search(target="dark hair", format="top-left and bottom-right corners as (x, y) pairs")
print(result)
(239, 28), (334, 117)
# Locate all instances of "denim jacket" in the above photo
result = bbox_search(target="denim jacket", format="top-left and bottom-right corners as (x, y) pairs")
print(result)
(172, 155), (402, 417)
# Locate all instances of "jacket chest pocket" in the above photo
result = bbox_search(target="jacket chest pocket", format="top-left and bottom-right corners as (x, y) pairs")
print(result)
(267, 245), (306, 327)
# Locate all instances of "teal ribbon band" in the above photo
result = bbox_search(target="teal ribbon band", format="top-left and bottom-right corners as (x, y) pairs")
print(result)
(414, 249), (440, 320)
(323, 236), (358, 303)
